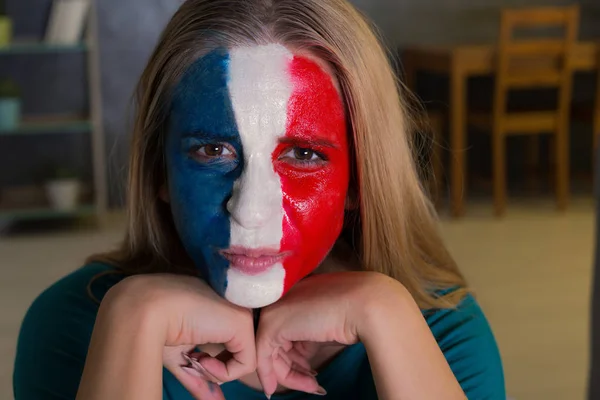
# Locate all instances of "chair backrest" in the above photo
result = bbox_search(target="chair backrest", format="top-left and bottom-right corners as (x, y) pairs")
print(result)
(594, 43), (600, 148)
(494, 6), (580, 126)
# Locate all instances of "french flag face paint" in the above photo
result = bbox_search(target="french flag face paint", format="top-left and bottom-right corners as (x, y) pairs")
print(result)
(166, 44), (349, 308)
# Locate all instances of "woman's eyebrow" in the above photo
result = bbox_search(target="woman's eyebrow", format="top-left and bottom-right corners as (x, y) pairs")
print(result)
(278, 136), (339, 149)
(181, 131), (239, 142)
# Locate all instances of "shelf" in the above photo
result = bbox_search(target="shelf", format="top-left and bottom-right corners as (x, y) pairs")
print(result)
(0, 205), (96, 221)
(0, 41), (87, 55)
(0, 119), (93, 135)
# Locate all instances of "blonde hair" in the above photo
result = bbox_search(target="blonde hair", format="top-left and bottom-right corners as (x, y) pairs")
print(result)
(89, 0), (467, 309)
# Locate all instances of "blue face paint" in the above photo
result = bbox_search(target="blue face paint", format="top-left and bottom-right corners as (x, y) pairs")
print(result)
(166, 49), (242, 296)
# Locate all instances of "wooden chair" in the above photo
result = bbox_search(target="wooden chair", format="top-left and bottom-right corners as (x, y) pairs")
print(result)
(596, 59), (600, 152)
(468, 5), (579, 216)
(572, 42), (600, 164)
(596, 56), (600, 153)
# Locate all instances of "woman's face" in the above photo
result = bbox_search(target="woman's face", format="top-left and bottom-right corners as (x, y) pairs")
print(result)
(165, 44), (349, 308)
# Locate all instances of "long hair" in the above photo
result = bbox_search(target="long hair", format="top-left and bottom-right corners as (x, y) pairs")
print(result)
(89, 0), (467, 309)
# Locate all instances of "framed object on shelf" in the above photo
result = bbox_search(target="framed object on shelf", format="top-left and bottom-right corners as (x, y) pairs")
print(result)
(45, 0), (91, 45)
(0, 78), (20, 131)
(0, 0), (11, 46)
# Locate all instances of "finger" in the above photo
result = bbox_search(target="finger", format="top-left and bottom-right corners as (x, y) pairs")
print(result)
(294, 341), (321, 359)
(279, 346), (317, 376)
(178, 367), (226, 400)
(197, 343), (226, 357)
(277, 348), (316, 376)
(198, 331), (257, 382)
(255, 331), (294, 397)
(183, 352), (223, 384)
(256, 346), (279, 398)
(165, 357), (225, 400)
(272, 352), (325, 396)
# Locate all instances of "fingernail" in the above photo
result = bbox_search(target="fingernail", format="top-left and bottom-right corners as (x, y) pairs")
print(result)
(313, 385), (327, 396)
(293, 364), (318, 377)
(182, 365), (208, 379)
(182, 366), (224, 386)
(181, 352), (223, 385)
(265, 395), (271, 400)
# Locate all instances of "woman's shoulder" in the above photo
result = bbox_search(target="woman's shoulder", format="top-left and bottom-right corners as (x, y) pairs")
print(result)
(17, 262), (126, 346)
(423, 290), (494, 342)
(29, 262), (125, 313)
(13, 262), (126, 399)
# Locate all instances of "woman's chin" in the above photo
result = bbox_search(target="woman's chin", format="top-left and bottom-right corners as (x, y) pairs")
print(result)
(224, 293), (281, 309)
(222, 263), (286, 308)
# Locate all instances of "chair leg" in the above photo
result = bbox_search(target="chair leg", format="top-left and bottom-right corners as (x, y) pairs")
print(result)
(555, 128), (569, 211)
(526, 135), (540, 194)
(594, 107), (600, 157)
(493, 132), (506, 216)
(594, 116), (599, 177)
(594, 70), (600, 168)
(548, 135), (556, 190)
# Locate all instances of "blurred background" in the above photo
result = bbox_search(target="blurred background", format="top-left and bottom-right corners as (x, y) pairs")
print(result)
(0, 0), (599, 399)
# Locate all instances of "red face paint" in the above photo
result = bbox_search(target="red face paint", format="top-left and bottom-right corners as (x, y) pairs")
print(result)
(273, 56), (350, 294)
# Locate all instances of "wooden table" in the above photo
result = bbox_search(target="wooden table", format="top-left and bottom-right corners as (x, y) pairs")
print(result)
(402, 42), (600, 217)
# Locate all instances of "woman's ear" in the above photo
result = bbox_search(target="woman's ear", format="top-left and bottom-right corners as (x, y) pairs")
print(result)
(159, 184), (170, 203)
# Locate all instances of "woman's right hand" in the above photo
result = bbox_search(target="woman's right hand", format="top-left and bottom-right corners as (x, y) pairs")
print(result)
(98, 273), (256, 400)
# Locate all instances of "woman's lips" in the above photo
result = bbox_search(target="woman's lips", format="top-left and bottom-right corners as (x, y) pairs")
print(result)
(219, 247), (289, 275)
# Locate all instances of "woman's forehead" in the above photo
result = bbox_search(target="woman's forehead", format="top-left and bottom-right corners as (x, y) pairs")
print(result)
(178, 44), (338, 89)
(169, 44), (345, 143)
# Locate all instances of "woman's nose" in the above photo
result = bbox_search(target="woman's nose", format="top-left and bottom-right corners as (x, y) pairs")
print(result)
(226, 157), (280, 229)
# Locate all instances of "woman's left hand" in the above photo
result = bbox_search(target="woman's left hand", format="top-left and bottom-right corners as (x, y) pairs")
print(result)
(255, 271), (407, 397)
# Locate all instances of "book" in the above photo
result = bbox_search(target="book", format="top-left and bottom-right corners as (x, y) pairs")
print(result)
(45, 0), (90, 45)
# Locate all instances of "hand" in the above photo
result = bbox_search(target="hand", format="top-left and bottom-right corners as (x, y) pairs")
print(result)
(103, 274), (256, 400)
(254, 271), (403, 397)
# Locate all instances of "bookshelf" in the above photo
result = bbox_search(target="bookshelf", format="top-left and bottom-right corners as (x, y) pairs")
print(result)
(0, 41), (87, 54)
(0, 117), (92, 134)
(0, 1), (106, 225)
(0, 204), (95, 220)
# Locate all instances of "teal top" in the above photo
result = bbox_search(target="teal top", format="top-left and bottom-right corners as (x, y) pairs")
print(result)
(13, 263), (505, 399)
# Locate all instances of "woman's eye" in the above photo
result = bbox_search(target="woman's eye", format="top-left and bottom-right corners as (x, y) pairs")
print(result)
(194, 144), (233, 158)
(293, 148), (316, 161)
(281, 147), (323, 162)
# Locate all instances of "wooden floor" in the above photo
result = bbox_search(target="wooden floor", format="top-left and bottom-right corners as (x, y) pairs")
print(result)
(0, 198), (595, 399)
(440, 197), (594, 400)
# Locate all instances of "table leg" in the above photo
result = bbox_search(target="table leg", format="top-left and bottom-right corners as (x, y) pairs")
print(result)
(594, 68), (600, 155)
(450, 59), (467, 217)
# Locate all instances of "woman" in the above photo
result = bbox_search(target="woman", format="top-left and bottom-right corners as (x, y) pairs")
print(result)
(13, 0), (505, 399)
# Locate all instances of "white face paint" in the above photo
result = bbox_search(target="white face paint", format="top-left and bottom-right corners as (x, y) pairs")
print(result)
(224, 44), (293, 307)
